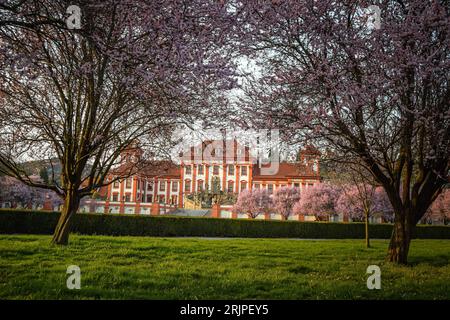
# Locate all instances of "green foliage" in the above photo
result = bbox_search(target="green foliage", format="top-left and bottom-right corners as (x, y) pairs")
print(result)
(0, 209), (449, 239)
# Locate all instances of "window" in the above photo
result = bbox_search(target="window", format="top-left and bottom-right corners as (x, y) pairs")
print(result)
(125, 178), (132, 189)
(254, 184), (260, 189)
(184, 180), (191, 192)
(213, 165), (220, 175)
(185, 166), (192, 175)
(113, 181), (119, 188)
(171, 195), (178, 205)
(241, 166), (247, 176)
(197, 180), (203, 192)
(159, 181), (166, 191)
(294, 183), (300, 188)
(240, 181), (247, 190)
(125, 194), (131, 202)
(147, 182), (153, 191)
(308, 183), (314, 187)
(227, 181), (234, 193)
(198, 165), (204, 175)
(146, 194), (153, 203)
(212, 181), (221, 193)
(159, 195), (165, 203)
(112, 194), (118, 202)
(228, 165), (234, 175)
(267, 184), (274, 194)
(172, 181), (178, 192)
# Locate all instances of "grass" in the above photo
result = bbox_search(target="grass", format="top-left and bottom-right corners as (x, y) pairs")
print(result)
(0, 234), (449, 299)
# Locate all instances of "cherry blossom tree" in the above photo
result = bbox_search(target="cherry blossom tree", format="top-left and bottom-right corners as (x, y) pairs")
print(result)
(0, 176), (62, 209)
(422, 189), (450, 225)
(233, 188), (272, 219)
(329, 161), (393, 247)
(271, 186), (300, 220)
(336, 184), (393, 247)
(373, 187), (395, 223)
(293, 183), (340, 221)
(0, 0), (238, 244)
(237, 0), (450, 264)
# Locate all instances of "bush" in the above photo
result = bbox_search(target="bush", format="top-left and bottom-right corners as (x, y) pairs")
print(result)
(0, 209), (449, 239)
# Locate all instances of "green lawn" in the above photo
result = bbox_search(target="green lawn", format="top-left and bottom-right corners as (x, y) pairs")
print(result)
(0, 234), (449, 299)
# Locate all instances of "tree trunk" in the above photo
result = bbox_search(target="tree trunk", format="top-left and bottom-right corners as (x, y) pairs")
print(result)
(51, 191), (80, 245)
(387, 210), (413, 264)
(365, 210), (370, 248)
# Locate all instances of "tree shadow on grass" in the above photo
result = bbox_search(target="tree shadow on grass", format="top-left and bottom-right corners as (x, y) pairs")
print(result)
(407, 254), (449, 267)
(288, 265), (314, 274)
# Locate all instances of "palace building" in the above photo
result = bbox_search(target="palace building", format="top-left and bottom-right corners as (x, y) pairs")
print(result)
(84, 140), (321, 217)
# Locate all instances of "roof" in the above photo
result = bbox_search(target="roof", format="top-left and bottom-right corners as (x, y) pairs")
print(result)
(180, 139), (254, 163)
(252, 162), (319, 180)
(140, 160), (180, 178)
(300, 144), (321, 156)
(111, 160), (181, 179)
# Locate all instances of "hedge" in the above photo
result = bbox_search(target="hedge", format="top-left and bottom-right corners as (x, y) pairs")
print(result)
(0, 209), (449, 239)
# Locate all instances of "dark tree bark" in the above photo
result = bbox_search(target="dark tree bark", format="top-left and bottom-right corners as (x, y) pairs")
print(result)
(387, 209), (413, 264)
(51, 189), (80, 245)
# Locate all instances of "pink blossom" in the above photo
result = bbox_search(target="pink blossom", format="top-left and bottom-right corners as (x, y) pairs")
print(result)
(293, 183), (340, 221)
(271, 187), (301, 220)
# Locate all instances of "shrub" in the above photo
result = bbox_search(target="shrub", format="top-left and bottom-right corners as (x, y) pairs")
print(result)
(0, 209), (449, 239)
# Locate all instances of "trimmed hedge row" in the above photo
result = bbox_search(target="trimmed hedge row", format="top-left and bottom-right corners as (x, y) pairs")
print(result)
(0, 209), (449, 239)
